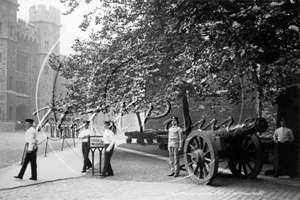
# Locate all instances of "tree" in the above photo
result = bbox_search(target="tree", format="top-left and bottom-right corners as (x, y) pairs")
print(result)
(169, 0), (300, 105)
(53, 1), (198, 115)
(52, 0), (299, 120)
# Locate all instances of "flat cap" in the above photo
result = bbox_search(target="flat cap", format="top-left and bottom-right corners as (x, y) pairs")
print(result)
(25, 119), (34, 123)
(171, 116), (179, 120)
(280, 118), (287, 122)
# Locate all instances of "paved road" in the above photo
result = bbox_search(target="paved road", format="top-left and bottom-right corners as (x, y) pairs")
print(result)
(0, 131), (299, 200)
(1, 176), (299, 200)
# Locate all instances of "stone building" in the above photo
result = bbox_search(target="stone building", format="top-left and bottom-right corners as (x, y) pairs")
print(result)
(0, 0), (64, 131)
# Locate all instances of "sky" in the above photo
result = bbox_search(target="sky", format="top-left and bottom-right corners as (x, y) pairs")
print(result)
(17, 0), (98, 55)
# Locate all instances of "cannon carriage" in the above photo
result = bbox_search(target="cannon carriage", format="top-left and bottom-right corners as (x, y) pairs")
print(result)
(183, 117), (268, 184)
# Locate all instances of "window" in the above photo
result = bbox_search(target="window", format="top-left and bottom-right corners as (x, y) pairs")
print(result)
(9, 106), (13, 121)
(45, 41), (49, 51)
(20, 81), (26, 94)
(17, 54), (28, 73)
(10, 25), (13, 37)
(16, 81), (19, 93)
(20, 81), (24, 93)
(24, 82), (27, 94)
(8, 76), (13, 90)
(8, 25), (13, 37)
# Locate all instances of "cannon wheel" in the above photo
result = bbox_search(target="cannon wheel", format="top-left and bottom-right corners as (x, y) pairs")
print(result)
(159, 143), (168, 150)
(183, 130), (219, 185)
(227, 134), (263, 179)
(126, 138), (132, 143)
(146, 139), (153, 144)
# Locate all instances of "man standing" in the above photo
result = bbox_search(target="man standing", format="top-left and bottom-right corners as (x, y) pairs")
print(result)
(100, 121), (116, 177)
(78, 121), (94, 173)
(167, 116), (183, 178)
(14, 119), (38, 180)
(273, 118), (294, 178)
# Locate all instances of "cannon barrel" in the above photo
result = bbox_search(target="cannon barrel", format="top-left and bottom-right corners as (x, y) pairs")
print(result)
(183, 117), (268, 185)
(213, 117), (268, 139)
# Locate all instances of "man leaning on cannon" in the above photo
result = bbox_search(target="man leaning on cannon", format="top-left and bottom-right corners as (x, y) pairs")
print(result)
(273, 118), (294, 178)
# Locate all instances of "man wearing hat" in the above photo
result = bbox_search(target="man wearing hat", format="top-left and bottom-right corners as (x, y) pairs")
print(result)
(273, 118), (294, 178)
(167, 116), (183, 178)
(78, 120), (94, 173)
(14, 119), (38, 180)
(100, 121), (116, 177)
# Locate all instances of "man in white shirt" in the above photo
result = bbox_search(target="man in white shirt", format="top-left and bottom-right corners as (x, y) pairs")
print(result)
(100, 121), (116, 177)
(78, 121), (94, 173)
(14, 119), (38, 180)
(167, 116), (183, 178)
(273, 118), (294, 178)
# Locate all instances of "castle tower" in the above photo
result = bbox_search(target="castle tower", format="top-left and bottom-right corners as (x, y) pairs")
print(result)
(0, 0), (18, 129)
(29, 4), (61, 110)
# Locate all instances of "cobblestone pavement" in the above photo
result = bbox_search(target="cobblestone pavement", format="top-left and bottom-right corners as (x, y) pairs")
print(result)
(0, 132), (299, 200)
(0, 176), (299, 200)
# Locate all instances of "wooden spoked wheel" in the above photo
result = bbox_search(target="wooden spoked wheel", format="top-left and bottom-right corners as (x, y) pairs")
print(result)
(183, 130), (219, 185)
(227, 134), (264, 178)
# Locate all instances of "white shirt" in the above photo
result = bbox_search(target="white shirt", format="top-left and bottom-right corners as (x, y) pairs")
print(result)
(102, 129), (115, 144)
(168, 126), (183, 148)
(78, 129), (94, 142)
(25, 127), (38, 151)
(274, 127), (294, 143)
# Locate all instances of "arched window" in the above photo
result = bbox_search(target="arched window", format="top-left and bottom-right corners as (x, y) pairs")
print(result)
(8, 76), (13, 90)
(24, 82), (27, 94)
(9, 106), (13, 121)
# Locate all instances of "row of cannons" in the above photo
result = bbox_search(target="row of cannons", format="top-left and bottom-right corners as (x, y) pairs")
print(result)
(125, 116), (269, 185)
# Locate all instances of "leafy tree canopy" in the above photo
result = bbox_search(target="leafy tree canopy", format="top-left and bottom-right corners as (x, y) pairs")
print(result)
(51, 0), (299, 116)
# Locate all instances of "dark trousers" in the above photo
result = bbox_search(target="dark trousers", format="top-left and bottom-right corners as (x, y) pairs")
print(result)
(276, 141), (292, 176)
(82, 142), (92, 170)
(103, 144), (114, 175)
(18, 151), (37, 179)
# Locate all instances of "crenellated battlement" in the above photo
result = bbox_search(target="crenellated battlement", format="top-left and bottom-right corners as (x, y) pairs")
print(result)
(16, 18), (39, 43)
(29, 4), (61, 26)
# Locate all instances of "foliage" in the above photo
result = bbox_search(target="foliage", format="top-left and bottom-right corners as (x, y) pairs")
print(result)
(52, 0), (299, 116)
(170, 0), (300, 103)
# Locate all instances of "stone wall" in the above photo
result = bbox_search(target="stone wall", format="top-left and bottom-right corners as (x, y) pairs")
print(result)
(0, 122), (16, 131)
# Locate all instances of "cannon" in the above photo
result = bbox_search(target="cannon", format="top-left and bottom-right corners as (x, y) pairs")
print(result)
(125, 129), (158, 144)
(183, 117), (268, 185)
(125, 129), (168, 144)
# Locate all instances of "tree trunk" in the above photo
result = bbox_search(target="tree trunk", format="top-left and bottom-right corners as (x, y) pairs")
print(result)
(182, 92), (192, 136)
(136, 112), (145, 145)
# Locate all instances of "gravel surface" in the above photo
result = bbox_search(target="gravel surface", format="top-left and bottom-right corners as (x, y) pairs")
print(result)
(90, 148), (195, 184)
(87, 148), (298, 190)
